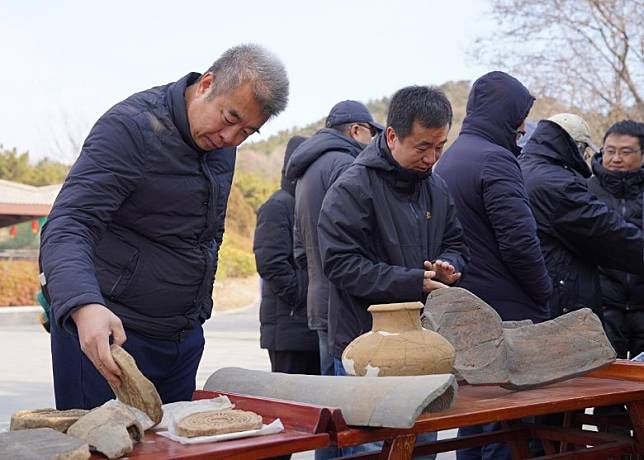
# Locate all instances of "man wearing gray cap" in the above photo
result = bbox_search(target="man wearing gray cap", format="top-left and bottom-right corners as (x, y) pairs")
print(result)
(519, 113), (644, 321)
(285, 100), (382, 376)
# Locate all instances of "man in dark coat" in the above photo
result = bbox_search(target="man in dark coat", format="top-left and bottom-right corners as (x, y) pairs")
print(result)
(318, 86), (468, 459)
(435, 71), (552, 324)
(285, 100), (383, 377)
(254, 136), (320, 375)
(519, 115), (644, 321)
(318, 86), (468, 366)
(39, 44), (289, 409)
(587, 120), (644, 359)
(435, 71), (550, 460)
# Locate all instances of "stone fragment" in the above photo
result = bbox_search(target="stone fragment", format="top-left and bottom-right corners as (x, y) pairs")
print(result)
(67, 404), (143, 459)
(0, 427), (90, 460)
(205, 367), (456, 429)
(423, 287), (616, 389)
(176, 410), (263, 437)
(503, 308), (616, 390)
(109, 344), (163, 425)
(422, 288), (509, 384)
(10, 408), (88, 433)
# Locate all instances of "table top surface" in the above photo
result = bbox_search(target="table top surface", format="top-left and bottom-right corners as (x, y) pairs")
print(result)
(334, 363), (644, 445)
(92, 361), (644, 457)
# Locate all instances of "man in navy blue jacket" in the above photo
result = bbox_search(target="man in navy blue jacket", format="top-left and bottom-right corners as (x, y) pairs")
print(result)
(39, 44), (289, 409)
(435, 71), (551, 460)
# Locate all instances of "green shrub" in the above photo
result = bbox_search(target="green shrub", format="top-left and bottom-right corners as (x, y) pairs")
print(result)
(216, 239), (256, 279)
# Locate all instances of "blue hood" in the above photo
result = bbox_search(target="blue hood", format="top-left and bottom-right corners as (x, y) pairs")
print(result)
(461, 71), (535, 156)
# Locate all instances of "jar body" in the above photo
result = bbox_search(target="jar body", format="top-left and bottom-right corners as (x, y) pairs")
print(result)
(341, 302), (455, 376)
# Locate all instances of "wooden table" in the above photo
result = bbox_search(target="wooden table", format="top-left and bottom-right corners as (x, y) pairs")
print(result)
(329, 360), (644, 459)
(90, 390), (331, 459)
(92, 360), (644, 459)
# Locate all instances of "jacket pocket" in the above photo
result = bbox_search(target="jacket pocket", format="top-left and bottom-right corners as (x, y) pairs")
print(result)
(95, 232), (141, 300)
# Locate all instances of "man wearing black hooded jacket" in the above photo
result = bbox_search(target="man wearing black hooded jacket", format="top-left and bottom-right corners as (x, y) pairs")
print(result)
(318, 85), (468, 460)
(519, 119), (644, 321)
(435, 71), (550, 460)
(254, 136), (320, 375)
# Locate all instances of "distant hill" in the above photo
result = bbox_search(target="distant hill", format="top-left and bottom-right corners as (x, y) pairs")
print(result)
(235, 79), (588, 181)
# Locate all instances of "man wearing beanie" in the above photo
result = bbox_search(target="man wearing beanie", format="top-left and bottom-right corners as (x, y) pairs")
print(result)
(254, 136), (320, 375)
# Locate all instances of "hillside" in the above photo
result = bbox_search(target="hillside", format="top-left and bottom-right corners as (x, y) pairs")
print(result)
(234, 79), (589, 181)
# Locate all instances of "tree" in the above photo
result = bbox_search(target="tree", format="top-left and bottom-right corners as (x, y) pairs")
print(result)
(474, 0), (643, 122)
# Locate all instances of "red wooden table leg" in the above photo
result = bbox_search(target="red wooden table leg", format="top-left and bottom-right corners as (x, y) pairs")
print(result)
(379, 434), (417, 460)
(627, 399), (644, 454)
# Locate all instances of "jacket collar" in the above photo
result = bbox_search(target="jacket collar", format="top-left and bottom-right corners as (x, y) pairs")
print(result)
(167, 72), (204, 153)
(355, 133), (431, 194)
(591, 152), (644, 198)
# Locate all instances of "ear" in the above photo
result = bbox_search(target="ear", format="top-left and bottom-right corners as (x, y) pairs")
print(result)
(197, 72), (215, 96)
(350, 124), (361, 138)
(385, 126), (397, 150)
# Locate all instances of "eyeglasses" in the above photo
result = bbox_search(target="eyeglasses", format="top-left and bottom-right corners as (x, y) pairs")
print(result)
(601, 147), (642, 158)
(356, 123), (378, 137)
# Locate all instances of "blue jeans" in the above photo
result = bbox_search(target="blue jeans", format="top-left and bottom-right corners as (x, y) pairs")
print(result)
(456, 423), (511, 460)
(333, 357), (437, 459)
(51, 317), (205, 409)
(315, 330), (342, 460)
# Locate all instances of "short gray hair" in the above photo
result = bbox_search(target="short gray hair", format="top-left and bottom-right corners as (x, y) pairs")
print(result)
(206, 44), (289, 117)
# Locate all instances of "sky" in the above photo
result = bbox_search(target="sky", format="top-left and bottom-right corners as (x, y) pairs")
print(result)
(0, 0), (495, 163)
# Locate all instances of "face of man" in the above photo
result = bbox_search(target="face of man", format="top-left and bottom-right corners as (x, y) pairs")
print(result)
(349, 123), (377, 145)
(386, 121), (450, 172)
(602, 133), (643, 172)
(186, 72), (270, 150)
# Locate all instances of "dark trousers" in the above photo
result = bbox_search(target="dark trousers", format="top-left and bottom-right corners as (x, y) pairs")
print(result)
(51, 317), (205, 409)
(604, 307), (644, 359)
(268, 350), (320, 375)
(457, 423), (512, 460)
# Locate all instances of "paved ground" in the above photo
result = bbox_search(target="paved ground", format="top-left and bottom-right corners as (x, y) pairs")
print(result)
(0, 304), (456, 458)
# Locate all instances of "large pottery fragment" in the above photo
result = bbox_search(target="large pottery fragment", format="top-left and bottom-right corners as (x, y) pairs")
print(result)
(109, 344), (163, 425)
(10, 408), (88, 433)
(67, 404), (143, 459)
(423, 287), (616, 389)
(0, 427), (90, 460)
(342, 302), (455, 376)
(205, 367), (456, 428)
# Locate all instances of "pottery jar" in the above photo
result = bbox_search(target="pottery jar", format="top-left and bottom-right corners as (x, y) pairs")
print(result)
(341, 302), (455, 376)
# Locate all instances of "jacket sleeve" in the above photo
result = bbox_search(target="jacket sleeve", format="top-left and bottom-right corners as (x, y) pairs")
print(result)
(435, 184), (470, 275)
(39, 114), (147, 332)
(482, 154), (553, 305)
(318, 177), (425, 304)
(552, 180), (644, 274)
(253, 199), (307, 308)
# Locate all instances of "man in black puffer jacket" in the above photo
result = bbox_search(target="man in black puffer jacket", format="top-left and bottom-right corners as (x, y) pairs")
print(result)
(435, 71), (552, 325)
(254, 136), (320, 375)
(40, 44), (289, 410)
(318, 86), (468, 367)
(519, 115), (644, 321)
(285, 100), (382, 377)
(588, 120), (644, 359)
(318, 85), (468, 459)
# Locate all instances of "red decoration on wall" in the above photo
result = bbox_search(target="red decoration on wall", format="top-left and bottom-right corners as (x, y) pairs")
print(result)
(9, 226), (17, 237)
(31, 220), (39, 234)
